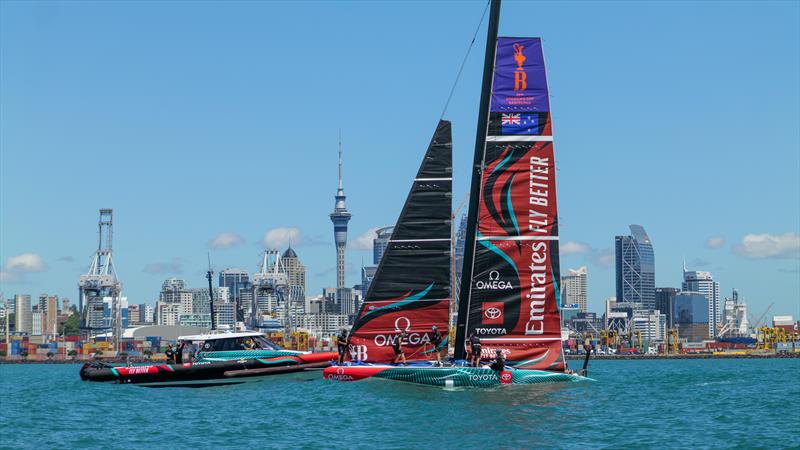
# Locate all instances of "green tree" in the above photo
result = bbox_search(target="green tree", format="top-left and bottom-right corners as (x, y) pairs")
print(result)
(67, 350), (78, 359)
(93, 350), (103, 359)
(59, 313), (80, 336)
(46, 351), (55, 359)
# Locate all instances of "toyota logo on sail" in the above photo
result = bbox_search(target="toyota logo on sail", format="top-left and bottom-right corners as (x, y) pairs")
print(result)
(475, 270), (512, 290)
(485, 307), (502, 320)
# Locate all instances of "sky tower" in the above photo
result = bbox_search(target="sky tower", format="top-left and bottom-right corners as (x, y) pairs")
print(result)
(330, 131), (352, 296)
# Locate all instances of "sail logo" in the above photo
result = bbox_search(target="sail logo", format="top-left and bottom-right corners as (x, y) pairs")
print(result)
(328, 366), (354, 381)
(372, 317), (432, 347)
(482, 302), (505, 325)
(348, 345), (369, 361)
(475, 270), (512, 290)
(513, 43), (527, 91)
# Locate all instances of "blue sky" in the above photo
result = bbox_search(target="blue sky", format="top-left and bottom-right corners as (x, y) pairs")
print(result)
(1, 1), (798, 317)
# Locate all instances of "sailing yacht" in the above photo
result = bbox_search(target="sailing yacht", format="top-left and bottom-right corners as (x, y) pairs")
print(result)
(324, 0), (589, 387)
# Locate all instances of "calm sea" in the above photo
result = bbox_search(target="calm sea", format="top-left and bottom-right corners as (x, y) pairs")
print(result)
(0, 358), (798, 449)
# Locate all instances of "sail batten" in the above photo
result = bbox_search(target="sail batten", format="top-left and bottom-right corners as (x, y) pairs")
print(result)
(457, 37), (565, 371)
(346, 121), (453, 364)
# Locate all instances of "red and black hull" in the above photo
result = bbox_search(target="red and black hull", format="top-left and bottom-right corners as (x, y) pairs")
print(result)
(80, 352), (336, 387)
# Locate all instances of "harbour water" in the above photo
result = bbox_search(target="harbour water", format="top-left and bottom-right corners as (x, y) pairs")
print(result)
(1, 358), (798, 449)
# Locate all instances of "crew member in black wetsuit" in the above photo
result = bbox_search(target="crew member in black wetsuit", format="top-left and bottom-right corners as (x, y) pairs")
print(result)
(393, 331), (407, 365)
(489, 349), (506, 372)
(175, 341), (185, 364)
(337, 329), (348, 364)
(164, 344), (175, 364)
(430, 325), (442, 365)
(469, 333), (482, 367)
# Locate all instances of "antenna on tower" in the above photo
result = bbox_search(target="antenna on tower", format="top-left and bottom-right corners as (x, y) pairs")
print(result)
(338, 128), (343, 190)
(206, 252), (216, 330)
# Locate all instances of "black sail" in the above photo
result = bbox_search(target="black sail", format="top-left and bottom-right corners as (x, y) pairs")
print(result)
(347, 120), (452, 363)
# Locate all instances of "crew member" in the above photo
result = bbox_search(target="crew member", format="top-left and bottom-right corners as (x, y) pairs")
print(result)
(393, 331), (407, 365)
(489, 349), (505, 372)
(430, 325), (443, 364)
(175, 341), (185, 364)
(337, 329), (348, 364)
(469, 333), (482, 367)
(164, 344), (175, 364)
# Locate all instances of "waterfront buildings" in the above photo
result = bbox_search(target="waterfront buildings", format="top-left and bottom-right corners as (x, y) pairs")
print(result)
(361, 265), (377, 298)
(655, 287), (679, 328)
(673, 292), (710, 341)
(218, 268), (251, 317)
(562, 266), (588, 312)
(281, 247), (307, 295)
(373, 226), (393, 265)
(682, 268), (721, 337)
(14, 294), (32, 335)
(721, 289), (749, 337)
(615, 225), (656, 310)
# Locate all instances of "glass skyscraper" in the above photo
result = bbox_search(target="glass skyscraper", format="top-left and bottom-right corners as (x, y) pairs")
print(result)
(615, 224), (655, 310)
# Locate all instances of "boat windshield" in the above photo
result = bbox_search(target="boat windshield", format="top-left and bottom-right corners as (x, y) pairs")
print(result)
(197, 335), (283, 352)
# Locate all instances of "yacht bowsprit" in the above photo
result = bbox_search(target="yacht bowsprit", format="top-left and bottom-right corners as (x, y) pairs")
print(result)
(80, 331), (337, 387)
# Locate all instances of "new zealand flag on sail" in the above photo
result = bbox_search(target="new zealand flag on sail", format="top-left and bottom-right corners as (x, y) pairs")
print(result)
(489, 112), (546, 136)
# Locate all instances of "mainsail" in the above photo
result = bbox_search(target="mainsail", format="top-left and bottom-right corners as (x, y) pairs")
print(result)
(347, 120), (452, 363)
(457, 37), (565, 371)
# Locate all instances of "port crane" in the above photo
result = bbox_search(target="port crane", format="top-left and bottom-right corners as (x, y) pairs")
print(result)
(251, 250), (290, 331)
(78, 209), (122, 352)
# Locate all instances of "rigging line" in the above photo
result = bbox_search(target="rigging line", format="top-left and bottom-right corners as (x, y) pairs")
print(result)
(439, 0), (491, 120)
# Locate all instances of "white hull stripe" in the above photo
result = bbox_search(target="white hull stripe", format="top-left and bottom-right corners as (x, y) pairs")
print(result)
(477, 236), (559, 241)
(487, 135), (553, 142)
(479, 337), (561, 342)
(389, 238), (451, 243)
(415, 177), (452, 181)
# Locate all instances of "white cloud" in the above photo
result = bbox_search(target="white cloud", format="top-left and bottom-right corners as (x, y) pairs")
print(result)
(0, 271), (19, 283)
(208, 232), (244, 250)
(561, 241), (612, 268)
(733, 232), (800, 259)
(262, 227), (302, 249)
(142, 258), (184, 275)
(590, 248), (614, 268)
(350, 227), (379, 250)
(561, 241), (591, 255)
(4, 253), (46, 272)
(705, 236), (725, 249)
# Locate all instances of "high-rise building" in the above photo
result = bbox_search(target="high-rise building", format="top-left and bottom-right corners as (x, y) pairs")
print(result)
(31, 311), (43, 336)
(219, 268), (251, 317)
(673, 292), (710, 341)
(682, 267), (721, 338)
(373, 226), (394, 265)
(561, 266), (587, 312)
(721, 289), (749, 337)
(45, 296), (58, 340)
(282, 247), (307, 295)
(330, 138), (352, 296)
(655, 287), (679, 328)
(14, 294), (32, 335)
(615, 224), (655, 310)
(159, 278), (186, 303)
(361, 265), (377, 298)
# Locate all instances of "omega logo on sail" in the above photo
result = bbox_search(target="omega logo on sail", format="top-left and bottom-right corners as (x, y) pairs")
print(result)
(475, 270), (512, 290)
(372, 317), (431, 347)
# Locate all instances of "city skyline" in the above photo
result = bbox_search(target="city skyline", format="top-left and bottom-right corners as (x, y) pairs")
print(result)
(1, 2), (798, 315)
